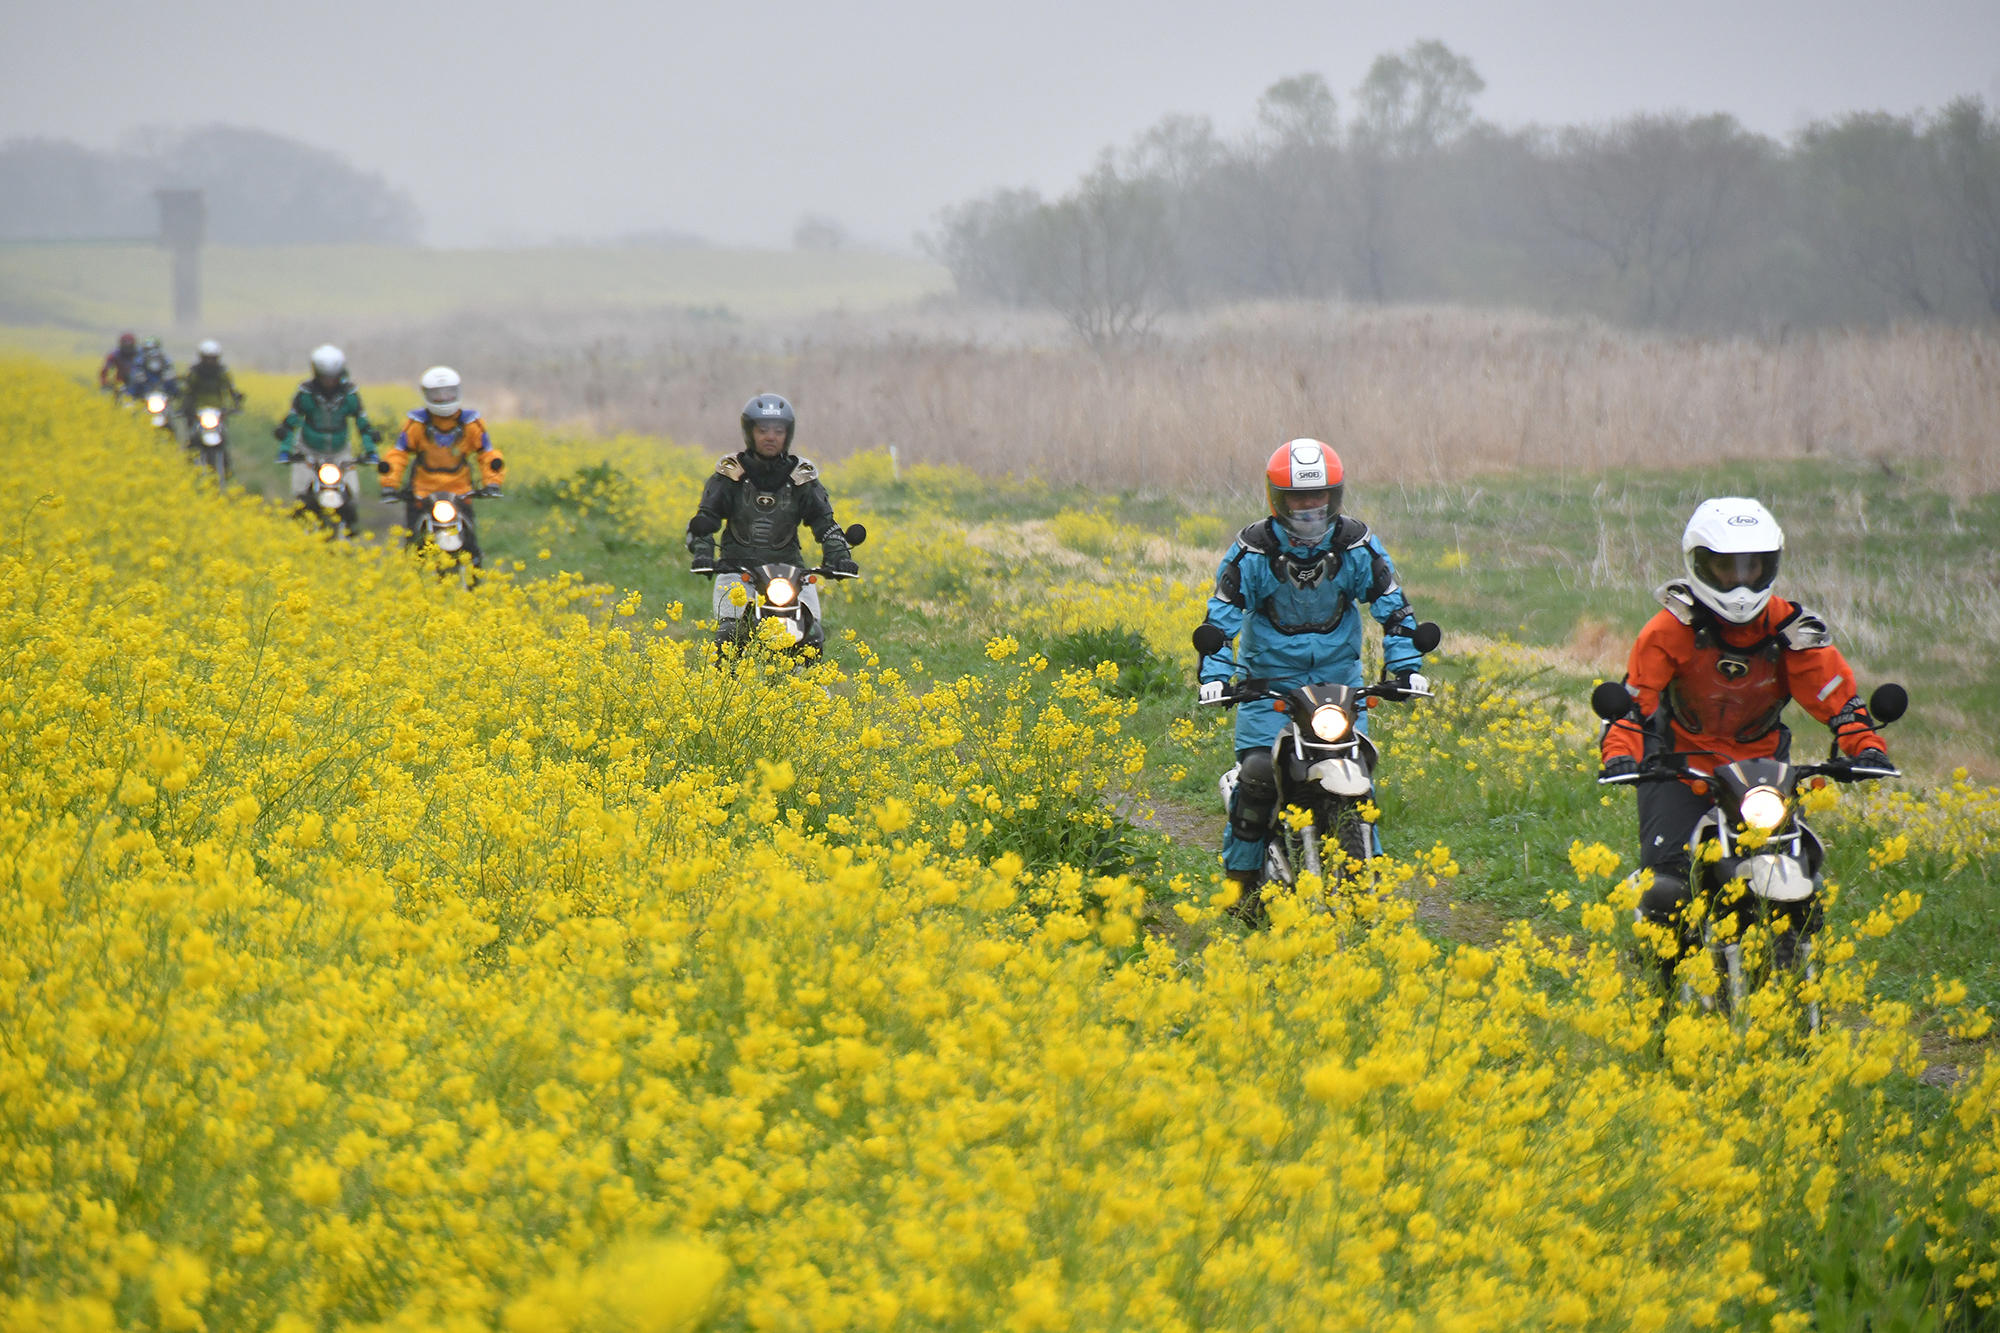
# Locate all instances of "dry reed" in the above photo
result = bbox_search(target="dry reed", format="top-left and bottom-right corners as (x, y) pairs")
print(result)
(230, 303), (2000, 497)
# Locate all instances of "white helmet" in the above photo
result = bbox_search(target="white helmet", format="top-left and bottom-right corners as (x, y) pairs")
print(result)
(197, 339), (221, 358)
(309, 344), (345, 379)
(419, 365), (462, 416)
(1682, 497), (1784, 624)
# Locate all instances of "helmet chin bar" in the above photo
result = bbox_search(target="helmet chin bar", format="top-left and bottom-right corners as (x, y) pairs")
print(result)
(1690, 580), (1773, 624)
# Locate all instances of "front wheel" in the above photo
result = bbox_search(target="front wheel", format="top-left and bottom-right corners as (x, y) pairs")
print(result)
(1317, 798), (1373, 884)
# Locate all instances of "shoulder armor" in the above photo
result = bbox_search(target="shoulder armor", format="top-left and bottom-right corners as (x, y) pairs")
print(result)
(1656, 580), (1700, 625)
(406, 408), (428, 423)
(715, 455), (745, 481)
(460, 408), (481, 424)
(1334, 514), (1372, 549)
(1777, 606), (1832, 651)
(789, 457), (819, 486)
(1236, 519), (1280, 555)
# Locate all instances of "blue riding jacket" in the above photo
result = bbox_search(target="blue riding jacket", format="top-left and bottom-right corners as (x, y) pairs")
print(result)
(1199, 515), (1427, 752)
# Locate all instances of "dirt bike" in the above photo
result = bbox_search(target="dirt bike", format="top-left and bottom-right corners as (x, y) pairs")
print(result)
(289, 450), (362, 535)
(693, 525), (866, 654)
(1591, 680), (1907, 1031)
(388, 486), (501, 586)
(1192, 620), (1442, 906)
(187, 406), (234, 486)
(141, 387), (178, 439)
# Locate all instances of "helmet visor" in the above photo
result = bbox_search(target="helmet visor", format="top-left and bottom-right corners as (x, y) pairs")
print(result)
(423, 383), (460, 410)
(1269, 483), (1342, 543)
(1691, 547), (1779, 593)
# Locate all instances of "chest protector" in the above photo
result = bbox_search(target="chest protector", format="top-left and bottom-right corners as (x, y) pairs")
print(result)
(729, 481), (800, 549)
(410, 413), (477, 471)
(299, 384), (353, 434)
(1236, 518), (1358, 637)
(1664, 623), (1789, 744)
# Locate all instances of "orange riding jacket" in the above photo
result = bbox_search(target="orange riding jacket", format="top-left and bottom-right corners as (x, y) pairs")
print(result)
(1601, 582), (1884, 769)
(380, 409), (504, 498)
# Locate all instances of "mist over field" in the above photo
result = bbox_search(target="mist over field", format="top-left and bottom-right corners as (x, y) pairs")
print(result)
(2, 0), (1997, 249)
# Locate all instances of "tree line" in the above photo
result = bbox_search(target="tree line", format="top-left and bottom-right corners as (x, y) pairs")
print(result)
(927, 42), (2000, 343)
(0, 125), (421, 245)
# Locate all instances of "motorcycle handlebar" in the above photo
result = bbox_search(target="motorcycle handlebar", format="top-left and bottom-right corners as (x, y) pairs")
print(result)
(1198, 680), (1434, 708)
(691, 563), (860, 581)
(1598, 757), (1902, 788)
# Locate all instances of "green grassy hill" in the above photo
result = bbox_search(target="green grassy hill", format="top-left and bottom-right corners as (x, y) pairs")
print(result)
(0, 242), (951, 329)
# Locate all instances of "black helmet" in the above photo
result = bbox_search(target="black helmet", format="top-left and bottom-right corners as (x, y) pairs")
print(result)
(740, 394), (796, 451)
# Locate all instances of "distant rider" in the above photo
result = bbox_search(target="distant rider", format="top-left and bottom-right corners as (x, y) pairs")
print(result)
(99, 332), (139, 395)
(1196, 439), (1432, 915)
(377, 366), (505, 567)
(178, 339), (245, 438)
(275, 344), (380, 536)
(127, 338), (178, 401)
(1597, 498), (1890, 981)
(684, 393), (857, 646)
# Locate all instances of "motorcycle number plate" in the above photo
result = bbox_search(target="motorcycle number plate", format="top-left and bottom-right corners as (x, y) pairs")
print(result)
(1307, 757), (1373, 797)
(316, 489), (343, 509)
(203, 432), (221, 444)
(1744, 855), (1814, 902)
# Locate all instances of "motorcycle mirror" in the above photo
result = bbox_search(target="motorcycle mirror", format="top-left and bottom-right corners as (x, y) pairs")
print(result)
(843, 523), (868, 548)
(1868, 682), (1908, 726)
(1412, 621), (1443, 655)
(1191, 623), (1227, 657)
(1590, 681), (1635, 722)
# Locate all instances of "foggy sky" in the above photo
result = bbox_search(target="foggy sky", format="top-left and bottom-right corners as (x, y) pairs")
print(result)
(5, 0), (1997, 249)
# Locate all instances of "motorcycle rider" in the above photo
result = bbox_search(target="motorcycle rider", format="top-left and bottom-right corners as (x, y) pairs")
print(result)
(684, 394), (857, 647)
(99, 332), (139, 395)
(1597, 498), (1891, 979)
(178, 340), (245, 440)
(275, 345), (380, 536)
(127, 338), (178, 401)
(377, 366), (505, 567)
(1197, 439), (1432, 914)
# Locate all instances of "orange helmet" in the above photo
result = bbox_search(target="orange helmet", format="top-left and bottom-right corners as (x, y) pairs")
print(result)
(1265, 439), (1343, 544)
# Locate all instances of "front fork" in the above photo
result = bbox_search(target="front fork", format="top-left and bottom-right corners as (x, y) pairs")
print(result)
(1664, 815), (1825, 1032)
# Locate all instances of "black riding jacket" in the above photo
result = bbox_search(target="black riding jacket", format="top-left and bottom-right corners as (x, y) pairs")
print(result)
(685, 450), (852, 569)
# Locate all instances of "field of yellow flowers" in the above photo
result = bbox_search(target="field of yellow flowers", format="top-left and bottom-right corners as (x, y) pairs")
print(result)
(4, 356), (2000, 1331)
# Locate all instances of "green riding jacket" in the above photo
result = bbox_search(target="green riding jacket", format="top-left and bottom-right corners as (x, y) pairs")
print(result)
(279, 377), (381, 456)
(182, 360), (244, 413)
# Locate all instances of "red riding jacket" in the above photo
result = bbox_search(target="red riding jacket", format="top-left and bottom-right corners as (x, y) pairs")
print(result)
(1601, 582), (1885, 769)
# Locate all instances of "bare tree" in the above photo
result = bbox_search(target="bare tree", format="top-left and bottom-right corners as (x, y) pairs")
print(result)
(1932, 98), (2000, 318)
(1353, 40), (1485, 155)
(925, 188), (1046, 306)
(1538, 114), (1774, 326)
(1026, 157), (1179, 348)
(1124, 113), (1224, 305)
(1798, 112), (1956, 317)
(1346, 41), (1486, 301)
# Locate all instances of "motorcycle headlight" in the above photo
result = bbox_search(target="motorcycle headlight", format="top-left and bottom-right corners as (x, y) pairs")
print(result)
(1309, 704), (1352, 743)
(764, 577), (798, 607)
(430, 498), (458, 524)
(1740, 785), (1789, 832)
(316, 463), (343, 486)
(197, 408), (222, 429)
(146, 393), (167, 413)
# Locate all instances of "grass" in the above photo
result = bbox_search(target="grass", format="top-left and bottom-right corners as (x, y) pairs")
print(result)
(0, 242), (950, 330)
